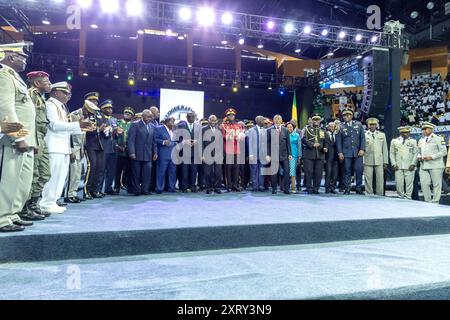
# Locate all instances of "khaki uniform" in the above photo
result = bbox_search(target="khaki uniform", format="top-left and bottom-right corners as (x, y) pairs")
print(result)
(389, 137), (418, 199)
(418, 133), (447, 203)
(446, 138), (450, 169)
(66, 108), (86, 198)
(0, 64), (37, 227)
(28, 87), (51, 198)
(363, 130), (388, 195)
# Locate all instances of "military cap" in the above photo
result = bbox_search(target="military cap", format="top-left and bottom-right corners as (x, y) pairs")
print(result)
(51, 81), (72, 94)
(245, 120), (255, 128)
(84, 92), (100, 102)
(311, 113), (322, 121)
(366, 118), (379, 125)
(134, 113), (143, 119)
(398, 126), (411, 133)
(225, 108), (237, 116)
(0, 42), (33, 61)
(83, 100), (100, 114)
(342, 109), (354, 116)
(99, 99), (113, 110)
(26, 71), (49, 80)
(421, 122), (436, 130)
(123, 107), (135, 116)
(200, 118), (209, 126)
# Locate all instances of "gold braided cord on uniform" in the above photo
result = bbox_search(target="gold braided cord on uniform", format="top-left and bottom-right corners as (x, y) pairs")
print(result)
(83, 149), (91, 195)
(28, 87), (45, 109)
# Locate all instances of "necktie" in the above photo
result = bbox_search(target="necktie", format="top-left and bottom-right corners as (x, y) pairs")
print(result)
(372, 133), (375, 139)
(425, 137), (428, 143)
(402, 138), (405, 145)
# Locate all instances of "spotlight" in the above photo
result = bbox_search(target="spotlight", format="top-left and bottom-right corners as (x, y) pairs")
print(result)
(267, 20), (275, 30)
(197, 7), (215, 26)
(232, 84), (238, 92)
(77, 0), (92, 8)
(338, 31), (346, 39)
(221, 82), (225, 87)
(178, 35), (185, 40)
(410, 11), (419, 19)
(126, 0), (143, 16)
(371, 35), (378, 42)
(114, 72), (119, 79)
(327, 52), (334, 57)
(278, 87), (285, 95)
(101, 0), (119, 13)
(321, 29), (329, 36)
(294, 44), (301, 53)
(427, 2), (435, 10)
(198, 77), (203, 85)
(142, 76), (148, 81)
(66, 69), (73, 81)
(137, 30), (144, 35)
(356, 55), (362, 59)
(268, 83), (273, 90)
(244, 83), (249, 89)
(238, 36), (245, 45)
(170, 78), (176, 83)
(221, 36), (228, 45)
(284, 22), (294, 33)
(221, 12), (233, 25)
(82, 72), (89, 77)
(165, 28), (173, 36)
(42, 16), (50, 25)
(128, 74), (135, 86)
(355, 34), (362, 41)
(179, 7), (192, 21)
(90, 24), (98, 29)
(303, 25), (311, 34)
(257, 40), (264, 49)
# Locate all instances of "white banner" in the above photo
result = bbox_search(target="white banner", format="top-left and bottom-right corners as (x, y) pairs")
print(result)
(160, 88), (204, 123)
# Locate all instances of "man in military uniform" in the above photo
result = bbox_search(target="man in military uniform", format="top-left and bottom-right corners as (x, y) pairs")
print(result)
(22, 71), (52, 219)
(363, 118), (388, 196)
(98, 100), (118, 195)
(417, 122), (448, 203)
(84, 95), (108, 199)
(301, 114), (328, 194)
(446, 138), (450, 176)
(114, 107), (135, 194)
(65, 100), (100, 203)
(336, 109), (366, 195)
(0, 42), (40, 231)
(389, 126), (418, 200)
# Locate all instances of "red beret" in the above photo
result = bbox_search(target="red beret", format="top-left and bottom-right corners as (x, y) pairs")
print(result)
(26, 71), (49, 79)
(225, 108), (237, 116)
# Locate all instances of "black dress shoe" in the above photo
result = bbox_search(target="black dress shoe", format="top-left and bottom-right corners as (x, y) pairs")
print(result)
(252, 188), (258, 192)
(84, 193), (93, 200)
(313, 190), (320, 194)
(344, 190), (351, 195)
(284, 191), (291, 195)
(330, 189), (337, 194)
(92, 192), (103, 198)
(57, 201), (67, 207)
(182, 190), (188, 193)
(272, 190), (277, 194)
(206, 190), (212, 194)
(356, 189), (365, 195)
(19, 211), (45, 221)
(0, 224), (25, 232)
(141, 192), (152, 195)
(65, 197), (81, 204)
(14, 220), (33, 227)
(214, 189), (222, 194)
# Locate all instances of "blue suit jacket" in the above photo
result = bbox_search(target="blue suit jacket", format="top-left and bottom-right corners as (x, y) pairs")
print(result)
(155, 125), (177, 161)
(336, 121), (366, 158)
(127, 120), (157, 162)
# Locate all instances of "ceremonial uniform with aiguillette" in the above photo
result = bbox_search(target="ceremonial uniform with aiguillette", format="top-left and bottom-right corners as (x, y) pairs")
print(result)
(389, 126), (418, 200)
(301, 114), (329, 194)
(115, 107), (135, 193)
(0, 42), (39, 231)
(24, 71), (51, 217)
(363, 118), (389, 196)
(65, 100), (100, 203)
(336, 109), (366, 194)
(417, 122), (448, 203)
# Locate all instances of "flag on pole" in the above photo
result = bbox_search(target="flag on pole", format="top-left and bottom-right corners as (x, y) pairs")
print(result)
(291, 90), (298, 123)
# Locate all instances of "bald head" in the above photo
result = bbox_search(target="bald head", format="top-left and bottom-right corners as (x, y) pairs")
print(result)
(208, 114), (218, 127)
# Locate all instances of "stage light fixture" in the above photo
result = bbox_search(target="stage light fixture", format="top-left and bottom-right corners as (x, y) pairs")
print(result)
(356, 55), (362, 59)
(410, 11), (419, 19)
(268, 83), (273, 90)
(179, 7), (192, 21)
(371, 35), (378, 42)
(257, 40), (264, 49)
(82, 72), (89, 77)
(327, 52), (334, 57)
(66, 69), (73, 81)
(221, 12), (233, 25)
(128, 74), (135, 86)
(355, 34), (362, 41)
(427, 2), (435, 10)
(114, 72), (119, 79)
(77, 0), (92, 8)
(238, 36), (245, 45)
(338, 31), (346, 39)
(165, 28), (173, 36)
(90, 24), (98, 29)
(137, 30), (144, 35)
(294, 44), (301, 53)
(101, 0), (119, 13)
(278, 87), (285, 95)
(178, 35), (185, 40)
(303, 25), (311, 34)
(284, 22), (294, 33)
(42, 16), (50, 25)
(244, 83), (249, 89)
(267, 20), (275, 30)
(221, 82), (225, 87)
(126, 0), (143, 16)
(197, 7), (215, 26)
(232, 84), (238, 92)
(221, 36), (228, 45)
(321, 29), (329, 36)
(142, 76), (148, 81)
(170, 78), (176, 83)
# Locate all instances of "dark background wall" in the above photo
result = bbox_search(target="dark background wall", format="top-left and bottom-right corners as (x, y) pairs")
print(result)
(45, 73), (297, 121)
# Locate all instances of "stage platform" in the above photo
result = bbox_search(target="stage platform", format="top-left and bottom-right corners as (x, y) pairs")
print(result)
(1, 192), (449, 263)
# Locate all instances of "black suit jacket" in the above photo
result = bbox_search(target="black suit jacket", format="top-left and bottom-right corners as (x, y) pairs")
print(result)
(325, 130), (339, 162)
(176, 121), (202, 161)
(202, 125), (223, 158)
(127, 120), (157, 162)
(268, 126), (292, 161)
(301, 126), (329, 160)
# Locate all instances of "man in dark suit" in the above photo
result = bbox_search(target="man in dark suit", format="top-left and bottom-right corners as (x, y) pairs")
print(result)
(302, 114), (329, 194)
(127, 109), (157, 196)
(155, 117), (178, 193)
(176, 112), (202, 192)
(202, 115), (223, 194)
(248, 116), (269, 192)
(336, 109), (366, 195)
(325, 121), (339, 193)
(268, 115), (292, 194)
(149, 106), (160, 192)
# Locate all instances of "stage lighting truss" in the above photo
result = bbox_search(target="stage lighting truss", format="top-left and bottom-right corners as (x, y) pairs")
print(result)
(0, 0), (408, 50)
(30, 52), (317, 88)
